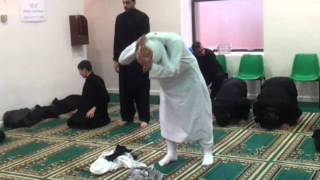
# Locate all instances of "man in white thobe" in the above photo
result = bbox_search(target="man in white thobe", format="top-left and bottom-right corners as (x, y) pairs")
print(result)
(119, 32), (214, 166)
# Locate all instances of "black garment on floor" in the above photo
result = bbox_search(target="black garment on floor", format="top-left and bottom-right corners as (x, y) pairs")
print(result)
(0, 131), (5, 143)
(105, 145), (133, 161)
(213, 78), (251, 127)
(3, 105), (59, 128)
(26, 105), (58, 125)
(67, 73), (110, 129)
(194, 49), (226, 99)
(253, 77), (302, 130)
(3, 108), (31, 128)
(113, 9), (150, 123)
(52, 95), (82, 114)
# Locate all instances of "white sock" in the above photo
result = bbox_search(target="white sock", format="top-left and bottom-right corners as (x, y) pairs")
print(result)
(158, 140), (178, 166)
(200, 141), (214, 166)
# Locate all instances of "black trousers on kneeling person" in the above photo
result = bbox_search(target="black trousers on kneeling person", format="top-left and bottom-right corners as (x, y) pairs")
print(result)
(67, 96), (110, 130)
(67, 109), (110, 130)
(67, 72), (110, 130)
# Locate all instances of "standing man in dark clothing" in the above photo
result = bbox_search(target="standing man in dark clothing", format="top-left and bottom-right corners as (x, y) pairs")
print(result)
(113, 0), (150, 128)
(67, 60), (110, 130)
(192, 42), (226, 99)
(253, 77), (302, 130)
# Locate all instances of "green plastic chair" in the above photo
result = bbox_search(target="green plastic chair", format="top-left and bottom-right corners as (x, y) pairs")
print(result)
(237, 54), (265, 86)
(291, 54), (320, 107)
(216, 55), (227, 74)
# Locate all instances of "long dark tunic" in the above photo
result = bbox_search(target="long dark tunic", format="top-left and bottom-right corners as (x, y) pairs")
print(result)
(113, 9), (150, 62)
(194, 49), (225, 86)
(113, 8), (150, 123)
(253, 77), (302, 126)
(67, 73), (110, 129)
(79, 73), (110, 115)
(194, 49), (226, 99)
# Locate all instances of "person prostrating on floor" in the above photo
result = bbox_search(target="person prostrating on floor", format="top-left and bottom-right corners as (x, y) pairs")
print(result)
(67, 60), (110, 129)
(253, 77), (302, 130)
(212, 78), (251, 127)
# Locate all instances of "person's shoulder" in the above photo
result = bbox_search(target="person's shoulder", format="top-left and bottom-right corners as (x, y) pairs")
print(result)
(204, 48), (214, 55)
(91, 73), (103, 81)
(96, 75), (105, 82)
(116, 11), (126, 19)
(134, 9), (149, 18)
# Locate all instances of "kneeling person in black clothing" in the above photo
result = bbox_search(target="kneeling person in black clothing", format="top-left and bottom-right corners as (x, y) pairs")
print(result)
(192, 42), (226, 99)
(253, 77), (302, 130)
(212, 78), (251, 127)
(67, 60), (110, 129)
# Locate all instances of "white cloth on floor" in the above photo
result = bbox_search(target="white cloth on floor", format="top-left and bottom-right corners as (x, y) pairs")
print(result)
(90, 150), (146, 175)
(119, 32), (213, 144)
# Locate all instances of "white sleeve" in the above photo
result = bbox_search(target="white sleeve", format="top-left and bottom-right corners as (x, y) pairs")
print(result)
(119, 41), (137, 65)
(149, 39), (184, 79)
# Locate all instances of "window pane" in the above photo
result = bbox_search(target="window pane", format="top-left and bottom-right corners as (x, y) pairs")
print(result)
(195, 0), (264, 50)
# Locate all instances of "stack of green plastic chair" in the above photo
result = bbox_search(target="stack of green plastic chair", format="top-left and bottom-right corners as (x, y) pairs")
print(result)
(237, 54), (265, 87)
(291, 54), (320, 107)
(216, 55), (227, 74)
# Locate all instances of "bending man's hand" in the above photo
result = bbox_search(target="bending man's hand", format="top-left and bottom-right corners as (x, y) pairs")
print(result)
(137, 46), (153, 73)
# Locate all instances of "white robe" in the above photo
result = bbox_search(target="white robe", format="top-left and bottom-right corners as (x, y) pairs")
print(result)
(119, 32), (213, 144)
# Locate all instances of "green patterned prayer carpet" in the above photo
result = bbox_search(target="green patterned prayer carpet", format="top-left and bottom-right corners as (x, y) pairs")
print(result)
(1, 101), (320, 179)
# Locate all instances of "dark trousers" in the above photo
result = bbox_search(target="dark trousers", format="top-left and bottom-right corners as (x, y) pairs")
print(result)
(119, 62), (150, 123)
(67, 111), (110, 130)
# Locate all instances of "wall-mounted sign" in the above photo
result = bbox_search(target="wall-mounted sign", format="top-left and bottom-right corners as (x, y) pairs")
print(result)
(21, 0), (46, 22)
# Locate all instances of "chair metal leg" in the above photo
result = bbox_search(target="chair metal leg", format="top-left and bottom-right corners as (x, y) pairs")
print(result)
(260, 79), (262, 88)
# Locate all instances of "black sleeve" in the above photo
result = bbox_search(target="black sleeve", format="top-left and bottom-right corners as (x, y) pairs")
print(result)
(142, 14), (150, 34)
(113, 16), (121, 61)
(208, 51), (223, 79)
(93, 79), (109, 111)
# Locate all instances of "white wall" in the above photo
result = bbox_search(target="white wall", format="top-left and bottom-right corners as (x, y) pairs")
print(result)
(182, 0), (320, 101)
(264, 0), (320, 101)
(84, 0), (181, 94)
(0, 0), (86, 118)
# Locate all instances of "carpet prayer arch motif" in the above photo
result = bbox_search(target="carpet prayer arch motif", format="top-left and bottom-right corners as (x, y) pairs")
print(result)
(0, 102), (320, 179)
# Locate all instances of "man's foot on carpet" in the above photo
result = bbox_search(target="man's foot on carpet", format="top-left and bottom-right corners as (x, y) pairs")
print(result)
(202, 153), (214, 166)
(281, 123), (291, 130)
(140, 122), (149, 128)
(117, 120), (128, 126)
(158, 153), (178, 166)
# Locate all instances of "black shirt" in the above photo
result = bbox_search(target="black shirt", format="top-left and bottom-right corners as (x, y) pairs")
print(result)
(214, 78), (248, 104)
(80, 73), (110, 113)
(113, 9), (150, 61)
(194, 49), (225, 85)
(213, 78), (250, 119)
